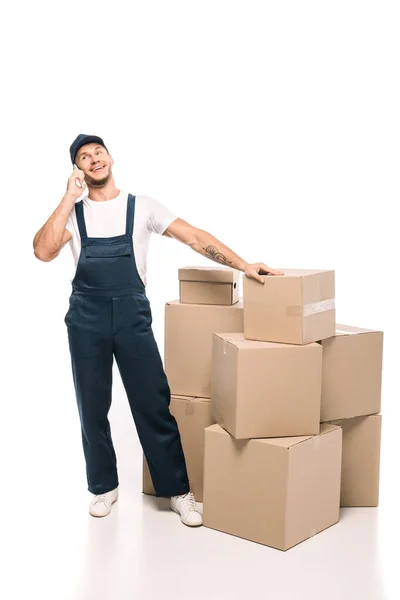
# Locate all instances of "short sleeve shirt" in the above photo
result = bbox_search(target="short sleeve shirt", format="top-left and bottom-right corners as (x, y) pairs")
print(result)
(65, 190), (177, 286)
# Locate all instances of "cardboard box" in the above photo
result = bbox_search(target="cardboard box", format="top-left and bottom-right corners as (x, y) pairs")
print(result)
(143, 395), (215, 501)
(243, 268), (335, 344)
(211, 332), (322, 438)
(203, 423), (342, 551)
(165, 300), (244, 397)
(320, 324), (383, 421)
(179, 266), (240, 305)
(325, 414), (382, 507)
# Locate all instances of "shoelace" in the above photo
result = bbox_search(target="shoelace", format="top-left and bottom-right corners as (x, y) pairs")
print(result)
(93, 493), (109, 505)
(178, 492), (198, 511)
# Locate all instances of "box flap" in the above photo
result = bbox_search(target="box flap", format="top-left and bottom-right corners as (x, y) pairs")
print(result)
(167, 299), (244, 308)
(171, 394), (210, 402)
(259, 434), (314, 448)
(212, 332), (319, 350)
(335, 323), (382, 336)
(258, 423), (340, 448)
(205, 424), (339, 448)
(265, 268), (334, 278)
(326, 414), (382, 426)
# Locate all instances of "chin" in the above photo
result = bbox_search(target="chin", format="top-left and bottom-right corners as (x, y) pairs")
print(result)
(86, 173), (112, 187)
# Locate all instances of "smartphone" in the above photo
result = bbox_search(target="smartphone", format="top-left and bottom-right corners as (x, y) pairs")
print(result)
(74, 164), (83, 188)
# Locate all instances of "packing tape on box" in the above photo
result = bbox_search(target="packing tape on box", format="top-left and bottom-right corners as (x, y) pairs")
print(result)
(335, 328), (358, 335)
(185, 398), (196, 416)
(303, 298), (335, 317)
(286, 299), (335, 318)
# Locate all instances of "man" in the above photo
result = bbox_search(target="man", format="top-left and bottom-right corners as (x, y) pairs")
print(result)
(33, 134), (284, 526)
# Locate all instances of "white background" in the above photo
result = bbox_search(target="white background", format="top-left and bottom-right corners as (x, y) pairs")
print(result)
(1, 1), (399, 599)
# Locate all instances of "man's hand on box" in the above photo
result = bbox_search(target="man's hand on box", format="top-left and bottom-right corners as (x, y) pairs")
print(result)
(244, 263), (285, 284)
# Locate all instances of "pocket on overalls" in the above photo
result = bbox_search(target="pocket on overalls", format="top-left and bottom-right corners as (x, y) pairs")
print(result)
(64, 294), (77, 326)
(67, 326), (106, 358)
(84, 242), (133, 288)
(133, 294), (159, 357)
(85, 242), (131, 258)
(65, 295), (105, 358)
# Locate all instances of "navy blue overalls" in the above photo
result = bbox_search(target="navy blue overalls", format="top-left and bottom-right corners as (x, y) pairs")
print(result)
(64, 193), (190, 497)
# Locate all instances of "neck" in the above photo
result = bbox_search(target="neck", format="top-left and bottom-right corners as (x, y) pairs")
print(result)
(87, 177), (120, 202)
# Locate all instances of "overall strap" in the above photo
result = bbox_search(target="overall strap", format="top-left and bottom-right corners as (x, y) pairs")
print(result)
(125, 194), (136, 237)
(75, 201), (88, 241)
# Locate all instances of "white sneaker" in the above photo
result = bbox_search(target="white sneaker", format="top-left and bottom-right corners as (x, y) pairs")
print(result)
(89, 487), (118, 517)
(170, 492), (203, 527)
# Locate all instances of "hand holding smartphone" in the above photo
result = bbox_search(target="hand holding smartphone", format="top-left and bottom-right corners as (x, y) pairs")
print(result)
(74, 165), (84, 189)
(66, 166), (86, 199)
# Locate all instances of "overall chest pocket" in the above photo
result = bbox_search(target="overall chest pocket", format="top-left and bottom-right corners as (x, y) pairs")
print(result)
(79, 241), (134, 288)
(85, 242), (131, 258)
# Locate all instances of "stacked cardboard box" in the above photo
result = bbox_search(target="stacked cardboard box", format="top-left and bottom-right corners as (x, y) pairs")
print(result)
(204, 269), (341, 550)
(319, 325), (383, 507)
(178, 266), (240, 305)
(143, 266), (383, 550)
(142, 267), (243, 501)
(163, 267), (243, 398)
(203, 269), (383, 550)
(142, 395), (214, 502)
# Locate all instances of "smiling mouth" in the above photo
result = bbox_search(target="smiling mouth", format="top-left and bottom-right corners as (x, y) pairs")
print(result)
(91, 165), (105, 173)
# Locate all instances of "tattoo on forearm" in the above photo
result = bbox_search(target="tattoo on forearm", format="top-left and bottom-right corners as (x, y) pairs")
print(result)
(203, 245), (233, 265)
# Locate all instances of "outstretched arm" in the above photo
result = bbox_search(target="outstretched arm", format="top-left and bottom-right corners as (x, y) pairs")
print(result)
(163, 218), (284, 283)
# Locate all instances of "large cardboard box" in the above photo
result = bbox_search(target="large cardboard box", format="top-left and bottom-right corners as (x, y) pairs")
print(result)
(142, 395), (215, 501)
(320, 324), (383, 421)
(203, 423), (342, 551)
(243, 268), (335, 345)
(179, 266), (240, 305)
(165, 300), (244, 397)
(211, 332), (322, 438)
(325, 414), (382, 507)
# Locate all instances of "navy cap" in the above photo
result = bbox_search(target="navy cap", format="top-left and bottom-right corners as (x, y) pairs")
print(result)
(69, 134), (108, 164)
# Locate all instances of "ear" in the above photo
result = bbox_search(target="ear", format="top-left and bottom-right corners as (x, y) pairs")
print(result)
(109, 154), (114, 167)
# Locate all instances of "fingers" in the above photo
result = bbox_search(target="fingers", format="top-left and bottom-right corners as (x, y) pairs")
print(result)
(71, 168), (86, 188)
(245, 263), (284, 283)
(245, 269), (265, 284)
(76, 178), (86, 189)
(260, 263), (284, 276)
(67, 168), (86, 197)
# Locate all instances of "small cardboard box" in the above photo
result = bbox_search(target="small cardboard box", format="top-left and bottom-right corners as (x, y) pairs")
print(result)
(178, 266), (240, 305)
(165, 300), (244, 398)
(143, 395), (215, 502)
(325, 414), (382, 507)
(203, 423), (342, 551)
(243, 268), (335, 345)
(211, 332), (322, 438)
(320, 324), (383, 421)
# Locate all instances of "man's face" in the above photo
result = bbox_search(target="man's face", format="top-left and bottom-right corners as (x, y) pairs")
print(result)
(75, 143), (113, 187)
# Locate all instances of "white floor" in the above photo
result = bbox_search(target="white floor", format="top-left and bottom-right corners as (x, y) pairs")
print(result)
(3, 360), (397, 600)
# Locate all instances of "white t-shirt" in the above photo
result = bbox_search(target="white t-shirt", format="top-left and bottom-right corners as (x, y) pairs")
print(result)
(65, 190), (177, 287)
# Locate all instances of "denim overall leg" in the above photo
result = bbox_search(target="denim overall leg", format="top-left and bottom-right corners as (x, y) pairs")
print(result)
(64, 194), (190, 497)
